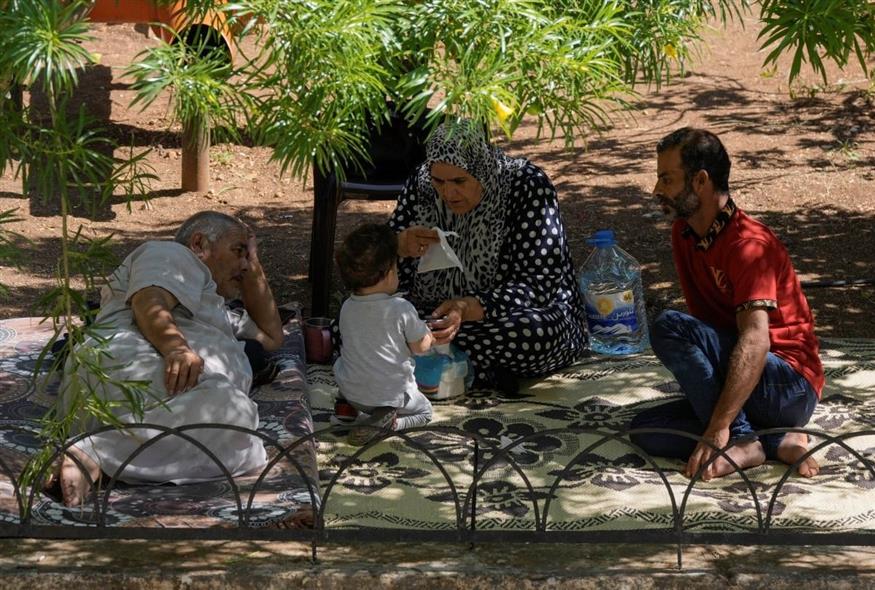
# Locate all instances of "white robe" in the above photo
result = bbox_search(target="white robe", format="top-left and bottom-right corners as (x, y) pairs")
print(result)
(60, 241), (267, 484)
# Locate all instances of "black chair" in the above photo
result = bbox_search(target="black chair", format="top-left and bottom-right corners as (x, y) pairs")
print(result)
(308, 111), (430, 317)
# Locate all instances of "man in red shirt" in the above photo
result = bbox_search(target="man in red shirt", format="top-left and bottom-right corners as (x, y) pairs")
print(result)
(630, 127), (823, 480)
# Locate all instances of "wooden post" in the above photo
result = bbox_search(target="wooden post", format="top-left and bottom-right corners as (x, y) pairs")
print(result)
(181, 115), (210, 193)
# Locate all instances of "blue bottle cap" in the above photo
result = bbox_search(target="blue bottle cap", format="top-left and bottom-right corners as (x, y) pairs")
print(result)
(586, 229), (616, 247)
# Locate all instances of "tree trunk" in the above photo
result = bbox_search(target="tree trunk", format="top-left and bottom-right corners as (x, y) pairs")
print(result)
(181, 116), (210, 193)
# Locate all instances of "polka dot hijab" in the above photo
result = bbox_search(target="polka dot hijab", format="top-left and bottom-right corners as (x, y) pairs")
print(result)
(413, 120), (527, 298)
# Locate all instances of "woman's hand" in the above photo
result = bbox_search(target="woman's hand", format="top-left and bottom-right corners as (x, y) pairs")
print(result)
(398, 226), (439, 258)
(429, 297), (484, 344)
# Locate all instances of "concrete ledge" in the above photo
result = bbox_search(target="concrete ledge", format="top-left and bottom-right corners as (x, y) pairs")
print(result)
(1, 539), (874, 589)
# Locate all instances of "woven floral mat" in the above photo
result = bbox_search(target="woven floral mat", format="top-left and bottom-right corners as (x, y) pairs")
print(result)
(306, 338), (875, 532)
(0, 315), (317, 528)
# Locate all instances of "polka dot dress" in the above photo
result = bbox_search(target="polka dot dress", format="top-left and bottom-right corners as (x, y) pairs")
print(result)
(389, 154), (588, 379)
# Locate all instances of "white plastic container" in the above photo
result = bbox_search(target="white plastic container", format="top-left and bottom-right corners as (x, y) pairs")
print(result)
(414, 343), (471, 400)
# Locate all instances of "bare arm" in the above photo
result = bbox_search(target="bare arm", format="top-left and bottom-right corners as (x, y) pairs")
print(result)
(709, 308), (771, 430)
(685, 308), (771, 477)
(408, 331), (435, 355)
(130, 286), (204, 396)
(241, 234), (284, 351)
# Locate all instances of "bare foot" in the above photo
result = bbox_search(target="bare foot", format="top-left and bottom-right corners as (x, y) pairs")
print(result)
(41, 460), (63, 502)
(703, 440), (766, 480)
(273, 507), (315, 529)
(777, 432), (819, 477)
(59, 446), (101, 507)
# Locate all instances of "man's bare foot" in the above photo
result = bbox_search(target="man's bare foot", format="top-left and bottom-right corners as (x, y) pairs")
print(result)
(702, 440), (766, 481)
(777, 432), (819, 477)
(41, 460), (63, 502)
(59, 446), (101, 507)
(273, 507), (315, 529)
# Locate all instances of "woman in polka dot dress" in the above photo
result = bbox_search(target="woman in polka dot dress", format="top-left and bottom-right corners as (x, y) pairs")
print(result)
(389, 120), (588, 391)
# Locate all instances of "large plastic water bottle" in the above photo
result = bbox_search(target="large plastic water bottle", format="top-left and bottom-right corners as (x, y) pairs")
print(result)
(578, 229), (650, 355)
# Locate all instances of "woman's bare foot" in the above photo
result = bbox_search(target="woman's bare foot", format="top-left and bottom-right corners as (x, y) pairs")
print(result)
(701, 440), (766, 481)
(777, 432), (819, 477)
(59, 446), (101, 507)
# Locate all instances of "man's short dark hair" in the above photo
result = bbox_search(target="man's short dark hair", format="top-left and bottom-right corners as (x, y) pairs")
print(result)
(335, 223), (398, 291)
(656, 127), (731, 192)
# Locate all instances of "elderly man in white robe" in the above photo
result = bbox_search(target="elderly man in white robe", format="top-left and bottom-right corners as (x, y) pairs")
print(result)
(54, 211), (284, 507)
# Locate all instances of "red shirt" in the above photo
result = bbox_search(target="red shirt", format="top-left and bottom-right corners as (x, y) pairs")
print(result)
(672, 200), (824, 396)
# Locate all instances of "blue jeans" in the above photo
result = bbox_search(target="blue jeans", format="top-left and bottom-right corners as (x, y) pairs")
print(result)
(630, 310), (818, 460)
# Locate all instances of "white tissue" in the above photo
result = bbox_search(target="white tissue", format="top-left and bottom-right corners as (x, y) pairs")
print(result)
(417, 228), (466, 275)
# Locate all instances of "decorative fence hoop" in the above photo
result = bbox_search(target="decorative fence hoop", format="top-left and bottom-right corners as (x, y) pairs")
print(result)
(0, 422), (872, 568)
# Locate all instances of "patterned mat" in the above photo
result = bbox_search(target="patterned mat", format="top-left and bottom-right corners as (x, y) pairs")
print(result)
(0, 316), (318, 528)
(307, 339), (875, 533)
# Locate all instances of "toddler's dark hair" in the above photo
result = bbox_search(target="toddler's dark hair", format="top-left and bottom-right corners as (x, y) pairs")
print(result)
(335, 223), (398, 291)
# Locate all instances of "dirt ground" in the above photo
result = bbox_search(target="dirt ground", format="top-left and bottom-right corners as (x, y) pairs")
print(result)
(0, 12), (873, 339)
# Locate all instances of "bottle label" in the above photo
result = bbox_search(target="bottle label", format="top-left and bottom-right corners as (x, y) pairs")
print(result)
(583, 289), (639, 336)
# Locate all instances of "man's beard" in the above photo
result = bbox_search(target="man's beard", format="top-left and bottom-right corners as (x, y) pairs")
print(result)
(660, 181), (701, 219)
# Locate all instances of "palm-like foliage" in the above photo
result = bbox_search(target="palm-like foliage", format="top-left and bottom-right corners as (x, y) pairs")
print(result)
(610, 0), (750, 88)
(0, 0), (94, 180)
(0, 0), (156, 502)
(396, 0), (631, 140)
(759, 0), (875, 82)
(0, 0), (95, 104)
(125, 29), (252, 145)
(176, 0), (875, 180)
(124, 25), (253, 192)
(223, 0), (724, 178)
(20, 104), (116, 213)
(229, 0), (403, 179)
(0, 208), (26, 297)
